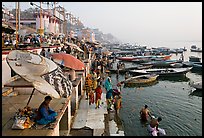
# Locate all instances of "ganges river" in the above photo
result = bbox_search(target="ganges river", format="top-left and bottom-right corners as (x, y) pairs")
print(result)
(110, 41), (202, 136)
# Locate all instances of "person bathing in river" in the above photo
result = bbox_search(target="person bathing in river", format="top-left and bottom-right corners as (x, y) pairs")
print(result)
(147, 116), (163, 136)
(140, 105), (151, 121)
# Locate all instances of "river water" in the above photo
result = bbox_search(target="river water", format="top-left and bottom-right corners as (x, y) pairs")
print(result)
(110, 42), (202, 136)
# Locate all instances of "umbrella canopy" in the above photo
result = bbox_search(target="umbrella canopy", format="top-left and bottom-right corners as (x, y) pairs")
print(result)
(65, 42), (84, 53)
(52, 53), (85, 70)
(6, 50), (60, 98)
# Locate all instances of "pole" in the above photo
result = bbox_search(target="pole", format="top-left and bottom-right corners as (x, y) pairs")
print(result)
(15, 2), (18, 49)
(40, 2), (42, 44)
(18, 2), (20, 32)
(26, 88), (35, 106)
(70, 13), (72, 34)
(54, 2), (56, 34)
(63, 7), (66, 35)
(40, 2), (42, 32)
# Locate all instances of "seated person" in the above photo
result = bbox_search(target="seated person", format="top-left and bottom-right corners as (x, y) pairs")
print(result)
(35, 96), (57, 125)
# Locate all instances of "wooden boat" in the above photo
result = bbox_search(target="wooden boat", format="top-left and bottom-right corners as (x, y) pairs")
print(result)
(190, 45), (202, 52)
(170, 63), (184, 68)
(132, 58), (151, 63)
(129, 67), (192, 76)
(192, 62), (202, 70)
(144, 59), (183, 67)
(182, 56), (202, 70)
(117, 54), (172, 62)
(123, 74), (159, 84)
(117, 57), (137, 61)
(110, 65), (153, 74)
(190, 81), (202, 90)
(189, 56), (201, 62)
(141, 60), (177, 68)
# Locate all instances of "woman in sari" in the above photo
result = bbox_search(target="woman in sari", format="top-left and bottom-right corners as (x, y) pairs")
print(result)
(104, 76), (114, 111)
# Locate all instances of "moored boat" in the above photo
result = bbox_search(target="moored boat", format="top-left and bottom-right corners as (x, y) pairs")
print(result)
(117, 54), (172, 62)
(192, 62), (202, 70)
(109, 65), (153, 74)
(182, 56), (202, 71)
(141, 60), (178, 68)
(117, 57), (137, 61)
(129, 67), (192, 76)
(190, 81), (202, 90)
(190, 45), (202, 52)
(123, 74), (159, 84)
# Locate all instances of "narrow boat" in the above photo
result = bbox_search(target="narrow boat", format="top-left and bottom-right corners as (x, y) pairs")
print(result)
(117, 57), (137, 61)
(192, 62), (202, 70)
(117, 54), (172, 62)
(190, 81), (202, 90)
(189, 56), (201, 62)
(109, 65), (153, 74)
(123, 74), (159, 84)
(190, 45), (202, 52)
(141, 60), (177, 68)
(182, 56), (202, 71)
(129, 67), (192, 76)
(170, 63), (184, 68)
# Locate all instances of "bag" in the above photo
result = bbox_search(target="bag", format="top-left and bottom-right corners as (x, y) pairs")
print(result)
(12, 116), (27, 130)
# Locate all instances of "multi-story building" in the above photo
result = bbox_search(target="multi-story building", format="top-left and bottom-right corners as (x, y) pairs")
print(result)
(76, 28), (96, 42)
(2, 6), (14, 22)
(8, 8), (65, 35)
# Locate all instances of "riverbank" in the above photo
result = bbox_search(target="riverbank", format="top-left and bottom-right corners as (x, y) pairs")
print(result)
(2, 51), (125, 136)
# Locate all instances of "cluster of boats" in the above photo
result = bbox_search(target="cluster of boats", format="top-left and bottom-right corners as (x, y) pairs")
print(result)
(108, 45), (202, 89)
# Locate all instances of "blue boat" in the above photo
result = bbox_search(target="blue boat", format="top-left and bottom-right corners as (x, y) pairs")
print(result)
(192, 62), (202, 70)
(183, 56), (202, 71)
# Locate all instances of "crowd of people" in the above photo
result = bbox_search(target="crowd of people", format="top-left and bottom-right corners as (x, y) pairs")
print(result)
(83, 51), (122, 113)
(4, 30), (164, 135)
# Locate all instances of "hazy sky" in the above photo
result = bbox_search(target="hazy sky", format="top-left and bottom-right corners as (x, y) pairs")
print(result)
(3, 2), (202, 45)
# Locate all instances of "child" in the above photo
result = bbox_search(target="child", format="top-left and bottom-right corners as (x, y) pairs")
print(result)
(89, 90), (94, 105)
(95, 85), (102, 108)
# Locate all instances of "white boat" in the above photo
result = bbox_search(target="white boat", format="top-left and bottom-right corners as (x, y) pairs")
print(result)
(190, 81), (202, 90)
(129, 67), (192, 76)
(190, 45), (202, 52)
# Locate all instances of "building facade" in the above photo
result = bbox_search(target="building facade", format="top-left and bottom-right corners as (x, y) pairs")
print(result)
(2, 7), (14, 22)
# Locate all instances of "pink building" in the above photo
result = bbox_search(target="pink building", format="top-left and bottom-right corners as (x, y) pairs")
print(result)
(34, 11), (60, 34)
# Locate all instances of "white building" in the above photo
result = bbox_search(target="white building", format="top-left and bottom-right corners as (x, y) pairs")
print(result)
(34, 11), (58, 34)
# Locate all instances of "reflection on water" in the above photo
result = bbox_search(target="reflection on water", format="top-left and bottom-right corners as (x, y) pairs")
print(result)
(190, 70), (202, 75)
(158, 75), (190, 82)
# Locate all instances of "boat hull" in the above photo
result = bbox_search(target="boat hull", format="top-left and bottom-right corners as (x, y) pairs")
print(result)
(124, 74), (159, 85)
(129, 67), (192, 76)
